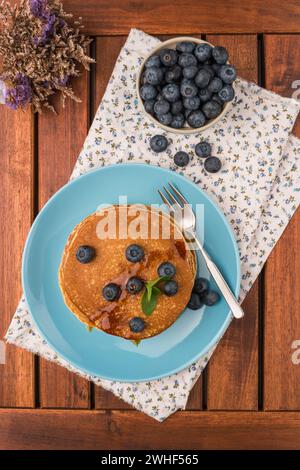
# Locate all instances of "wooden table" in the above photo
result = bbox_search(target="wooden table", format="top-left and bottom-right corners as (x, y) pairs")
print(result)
(1, 0), (300, 450)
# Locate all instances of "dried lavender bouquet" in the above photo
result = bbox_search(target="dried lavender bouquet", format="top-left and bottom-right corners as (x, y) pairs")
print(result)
(0, 0), (94, 112)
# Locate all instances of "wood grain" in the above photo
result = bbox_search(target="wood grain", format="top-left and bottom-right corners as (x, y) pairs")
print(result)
(38, 71), (90, 408)
(264, 35), (300, 410)
(1, 409), (300, 449)
(206, 35), (259, 410)
(63, 0), (300, 35)
(0, 107), (35, 407)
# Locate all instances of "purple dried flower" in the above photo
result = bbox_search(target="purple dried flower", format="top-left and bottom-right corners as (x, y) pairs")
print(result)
(40, 13), (56, 44)
(29, 0), (49, 20)
(4, 75), (32, 109)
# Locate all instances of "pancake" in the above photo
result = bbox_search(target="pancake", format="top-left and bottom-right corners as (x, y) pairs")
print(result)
(59, 205), (196, 340)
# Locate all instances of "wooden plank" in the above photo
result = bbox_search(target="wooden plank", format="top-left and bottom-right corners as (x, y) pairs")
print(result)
(0, 107), (35, 407)
(64, 0), (300, 35)
(264, 35), (300, 410)
(38, 70), (90, 408)
(206, 35), (259, 410)
(1, 409), (300, 449)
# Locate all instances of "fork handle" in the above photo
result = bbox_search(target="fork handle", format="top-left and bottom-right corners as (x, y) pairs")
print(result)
(193, 237), (244, 319)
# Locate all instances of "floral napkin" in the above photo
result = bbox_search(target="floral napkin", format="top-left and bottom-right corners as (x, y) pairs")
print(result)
(5, 29), (300, 422)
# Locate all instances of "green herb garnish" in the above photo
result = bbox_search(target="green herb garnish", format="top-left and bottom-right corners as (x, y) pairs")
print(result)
(141, 275), (170, 316)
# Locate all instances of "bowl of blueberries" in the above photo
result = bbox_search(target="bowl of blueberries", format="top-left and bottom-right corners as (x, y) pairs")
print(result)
(137, 37), (237, 134)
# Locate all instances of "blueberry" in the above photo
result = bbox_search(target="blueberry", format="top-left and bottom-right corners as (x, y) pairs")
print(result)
(182, 65), (198, 80)
(144, 66), (164, 85)
(195, 69), (211, 88)
(218, 64), (237, 84)
(170, 114), (185, 129)
(212, 63), (221, 75)
(187, 110), (206, 128)
(140, 84), (157, 101)
(180, 79), (198, 98)
(198, 87), (212, 103)
(145, 54), (161, 68)
(171, 100), (183, 115)
(178, 52), (197, 68)
(188, 292), (203, 310)
(162, 83), (180, 103)
(129, 317), (145, 333)
(202, 290), (220, 306)
(183, 96), (200, 111)
(165, 65), (182, 83)
(212, 46), (228, 64)
(194, 43), (212, 62)
(163, 280), (178, 296)
(125, 244), (145, 263)
(218, 84), (235, 102)
(154, 99), (170, 115)
(211, 93), (224, 106)
(159, 48), (178, 67)
(174, 151), (189, 167)
(202, 100), (222, 119)
(76, 245), (95, 264)
(193, 277), (209, 295)
(176, 41), (195, 53)
(185, 109), (192, 119)
(157, 261), (176, 278)
(103, 283), (121, 302)
(126, 276), (144, 294)
(195, 141), (211, 158)
(144, 99), (155, 114)
(157, 112), (173, 126)
(208, 77), (223, 93)
(204, 156), (222, 173)
(202, 64), (214, 79)
(150, 135), (168, 153)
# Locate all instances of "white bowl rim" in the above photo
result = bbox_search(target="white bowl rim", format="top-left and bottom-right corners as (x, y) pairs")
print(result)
(136, 36), (233, 135)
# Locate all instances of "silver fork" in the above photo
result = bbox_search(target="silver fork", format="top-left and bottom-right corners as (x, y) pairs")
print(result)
(158, 183), (244, 319)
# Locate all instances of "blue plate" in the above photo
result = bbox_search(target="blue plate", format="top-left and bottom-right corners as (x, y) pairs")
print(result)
(22, 164), (240, 382)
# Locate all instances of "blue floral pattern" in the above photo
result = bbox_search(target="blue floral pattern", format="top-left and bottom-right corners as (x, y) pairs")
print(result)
(5, 29), (300, 422)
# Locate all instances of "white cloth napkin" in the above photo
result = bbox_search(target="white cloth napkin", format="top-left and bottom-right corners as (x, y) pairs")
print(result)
(5, 29), (300, 422)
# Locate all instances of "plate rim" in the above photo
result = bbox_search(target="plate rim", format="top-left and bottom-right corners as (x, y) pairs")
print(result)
(22, 163), (241, 382)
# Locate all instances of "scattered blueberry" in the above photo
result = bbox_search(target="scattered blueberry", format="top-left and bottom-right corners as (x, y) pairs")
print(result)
(193, 277), (209, 295)
(129, 317), (145, 333)
(125, 244), (145, 263)
(211, 93), (223, 105)
(162, 83), (181, 102)
(157, 262), (176, 278)
(182, 65), (198, 79)
(195, 68), (211, 88)
(194, 43), (212, 62)
(178, 52), (197, 68)
(204, 156), (222, 173)
(144, 99), (155, 114)
(183, 96), (200, 111)
(202, 100), (222, 120)
(171, 100), (183, 115)
(170, 114), (185, 129)
(159, 48), (178, 67)
(176, 41), (195, 53)
(76, 245), (95, 264)
(144, 66), (164, 85)
(188, 292), (203, 310)
(163, 280), (178, 296)
(174, 151), (190, 167)
(145, 55), (161, 68)
(165, 64), (182, 83)
(150, 135), (168, 153)
(198, 87), (212, 103)
(195, 141), (211, 158)
(212, 46), (228, 64)
(218, 64), (237, 84)
(103, 283), (121, 302)
(218, 84), (235, 102)
(154, 99), (170, 115)
(180, 79), (198, 98)
(157, 112), (173, 126)
(202, 290), (220, 306)
(126, 277), (144, 294)
(187, 110), (206, 128)
(140, 84), (157, 101)
(208, 77), (223, 93)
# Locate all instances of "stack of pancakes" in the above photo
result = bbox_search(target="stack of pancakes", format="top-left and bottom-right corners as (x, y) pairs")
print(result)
(59, 205), (196, 340)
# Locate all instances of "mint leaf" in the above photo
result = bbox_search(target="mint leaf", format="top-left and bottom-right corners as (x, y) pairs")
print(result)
(141, 275), (171, 316)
